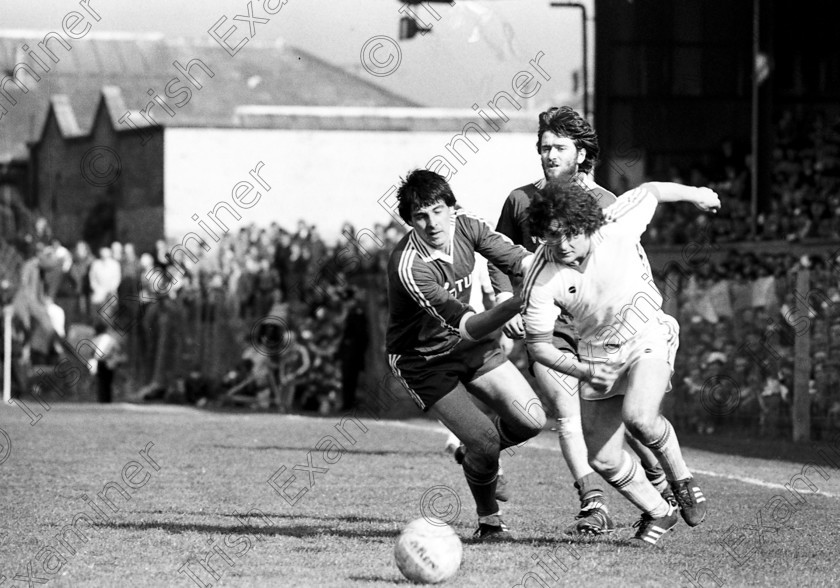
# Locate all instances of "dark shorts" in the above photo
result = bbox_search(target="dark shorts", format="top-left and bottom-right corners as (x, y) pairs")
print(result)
(388, 338), (507, 412)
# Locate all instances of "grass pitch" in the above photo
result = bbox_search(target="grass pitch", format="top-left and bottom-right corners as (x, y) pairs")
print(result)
(1, 403), (839, 587)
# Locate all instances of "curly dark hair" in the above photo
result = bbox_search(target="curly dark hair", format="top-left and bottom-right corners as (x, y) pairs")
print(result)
(396, 169), (457, 224)
(529, 179), (605, 239)
(536, 106), (600, 174)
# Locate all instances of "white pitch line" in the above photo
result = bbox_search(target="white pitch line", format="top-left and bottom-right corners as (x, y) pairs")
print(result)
(689, 468), (840, 498)
(115, 402), (206, 415)
(387, 420), (840, 499)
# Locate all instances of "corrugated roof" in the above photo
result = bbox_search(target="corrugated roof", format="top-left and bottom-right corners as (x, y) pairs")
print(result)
(232, 105), (536, 132)
(0, 31), (417, 160)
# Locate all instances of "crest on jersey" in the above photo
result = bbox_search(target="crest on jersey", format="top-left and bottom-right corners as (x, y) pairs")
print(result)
(568, 286), (576, 293)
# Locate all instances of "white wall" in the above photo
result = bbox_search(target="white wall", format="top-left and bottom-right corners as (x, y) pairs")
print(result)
(163, 127), (541, 244)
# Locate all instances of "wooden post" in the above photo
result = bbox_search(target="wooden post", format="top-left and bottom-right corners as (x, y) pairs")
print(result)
(792, 268), (811, 442)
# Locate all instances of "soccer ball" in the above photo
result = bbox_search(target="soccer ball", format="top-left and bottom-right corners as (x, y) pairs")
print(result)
(394, 517), (462, 584)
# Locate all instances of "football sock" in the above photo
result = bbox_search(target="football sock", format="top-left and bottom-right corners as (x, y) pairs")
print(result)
(643, 416), (691, 482)
(625, 428), (664, 470)
(463, 454), (499, 518)
(605, 451), (670, 518)
(478, 512), (502, 526)
(643, 463), (670, 495)
(574, 471), (607, 509)
(557, 417), (595, 482)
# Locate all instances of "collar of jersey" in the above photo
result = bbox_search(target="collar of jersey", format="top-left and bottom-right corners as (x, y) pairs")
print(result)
(410, 214), (456, 264)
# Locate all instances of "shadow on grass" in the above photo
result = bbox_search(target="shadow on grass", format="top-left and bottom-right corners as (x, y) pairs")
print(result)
(348, 574), (411, 584)
(679, 430), (840, 468)
(462, 534), (626, 548)
(128, 509), (396, 525)
(209, 444), (439, 457)
(94, 520), (401, 540)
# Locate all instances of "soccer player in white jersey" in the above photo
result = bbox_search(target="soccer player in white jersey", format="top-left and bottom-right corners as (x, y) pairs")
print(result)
(489, 106), (672, 535)
(387, 170), (545, 541)
(521, 179), (719, 546)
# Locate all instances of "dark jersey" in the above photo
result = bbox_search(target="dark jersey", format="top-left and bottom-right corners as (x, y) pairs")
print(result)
(386, 208), (530, 358)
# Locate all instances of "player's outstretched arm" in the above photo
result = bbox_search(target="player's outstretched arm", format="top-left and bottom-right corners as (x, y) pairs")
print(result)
(636, 182), (721, 211)
(528, 341), (587, 380)
(460, 295), (523, 342)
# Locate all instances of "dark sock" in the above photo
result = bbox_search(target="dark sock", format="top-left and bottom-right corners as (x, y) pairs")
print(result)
(463, 454), (499, 517)
(574, 471), (606, 507)
(644, 462), (670, 494)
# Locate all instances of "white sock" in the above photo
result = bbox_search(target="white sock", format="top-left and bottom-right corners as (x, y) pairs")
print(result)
(606, 451), (670, 518)
(645, 417), (691, 482)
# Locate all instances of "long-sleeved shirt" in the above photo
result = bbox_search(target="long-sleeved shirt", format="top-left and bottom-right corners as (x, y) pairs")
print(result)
(386, 207), (530, 358)
(522, 185), (670, 360)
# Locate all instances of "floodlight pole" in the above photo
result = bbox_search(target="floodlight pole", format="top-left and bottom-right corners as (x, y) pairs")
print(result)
(551, 2), (588, 120)
(3, 305), (11, 404)
(750, 0), (759, 239)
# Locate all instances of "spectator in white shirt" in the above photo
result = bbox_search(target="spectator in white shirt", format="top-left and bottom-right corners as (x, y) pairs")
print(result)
(89, 247), (122, 307)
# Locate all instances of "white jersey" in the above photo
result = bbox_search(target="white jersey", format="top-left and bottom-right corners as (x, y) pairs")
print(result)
(522, 186), (678, 365)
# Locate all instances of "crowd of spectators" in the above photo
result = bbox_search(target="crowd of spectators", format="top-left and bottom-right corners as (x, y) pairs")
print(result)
(2, 109), (839, 438)
(645, 107), (840, 245)
(2, 206), (838, 438)
(0, 217), (402, 414)
(660, 248), (840, 440)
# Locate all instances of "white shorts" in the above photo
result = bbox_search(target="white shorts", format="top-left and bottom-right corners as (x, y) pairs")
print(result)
(579, 314), (680, 401)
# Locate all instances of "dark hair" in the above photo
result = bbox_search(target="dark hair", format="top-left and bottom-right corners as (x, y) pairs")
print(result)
(396, 169), (457, 224)
(529, 179), (605, 239)
(536, 106), (600, 174)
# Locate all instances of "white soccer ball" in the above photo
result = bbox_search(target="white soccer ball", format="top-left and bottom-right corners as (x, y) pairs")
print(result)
(394, 517), (463, 584)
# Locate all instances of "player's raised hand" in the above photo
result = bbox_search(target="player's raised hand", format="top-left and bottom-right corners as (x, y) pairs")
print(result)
(692, 187), (721, 213)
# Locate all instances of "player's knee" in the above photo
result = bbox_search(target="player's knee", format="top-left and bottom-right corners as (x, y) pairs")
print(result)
(463, 427), (500, 460)
(623, 409), (659, 443)
(523, 412), (546, 437)
(463, 450), (498, 474)
(588, 452), (621, 478)
(512, 397), (547, 432)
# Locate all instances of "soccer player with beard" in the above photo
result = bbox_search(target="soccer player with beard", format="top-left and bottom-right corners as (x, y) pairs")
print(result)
(522, 179), (717, 545)
(488, 107), (673, 535)
(386, 169), (545, 541)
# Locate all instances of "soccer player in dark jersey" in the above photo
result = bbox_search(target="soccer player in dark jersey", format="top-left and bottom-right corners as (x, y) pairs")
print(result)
(386, 169), (545, 541)
(488, 106), (673, 535)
